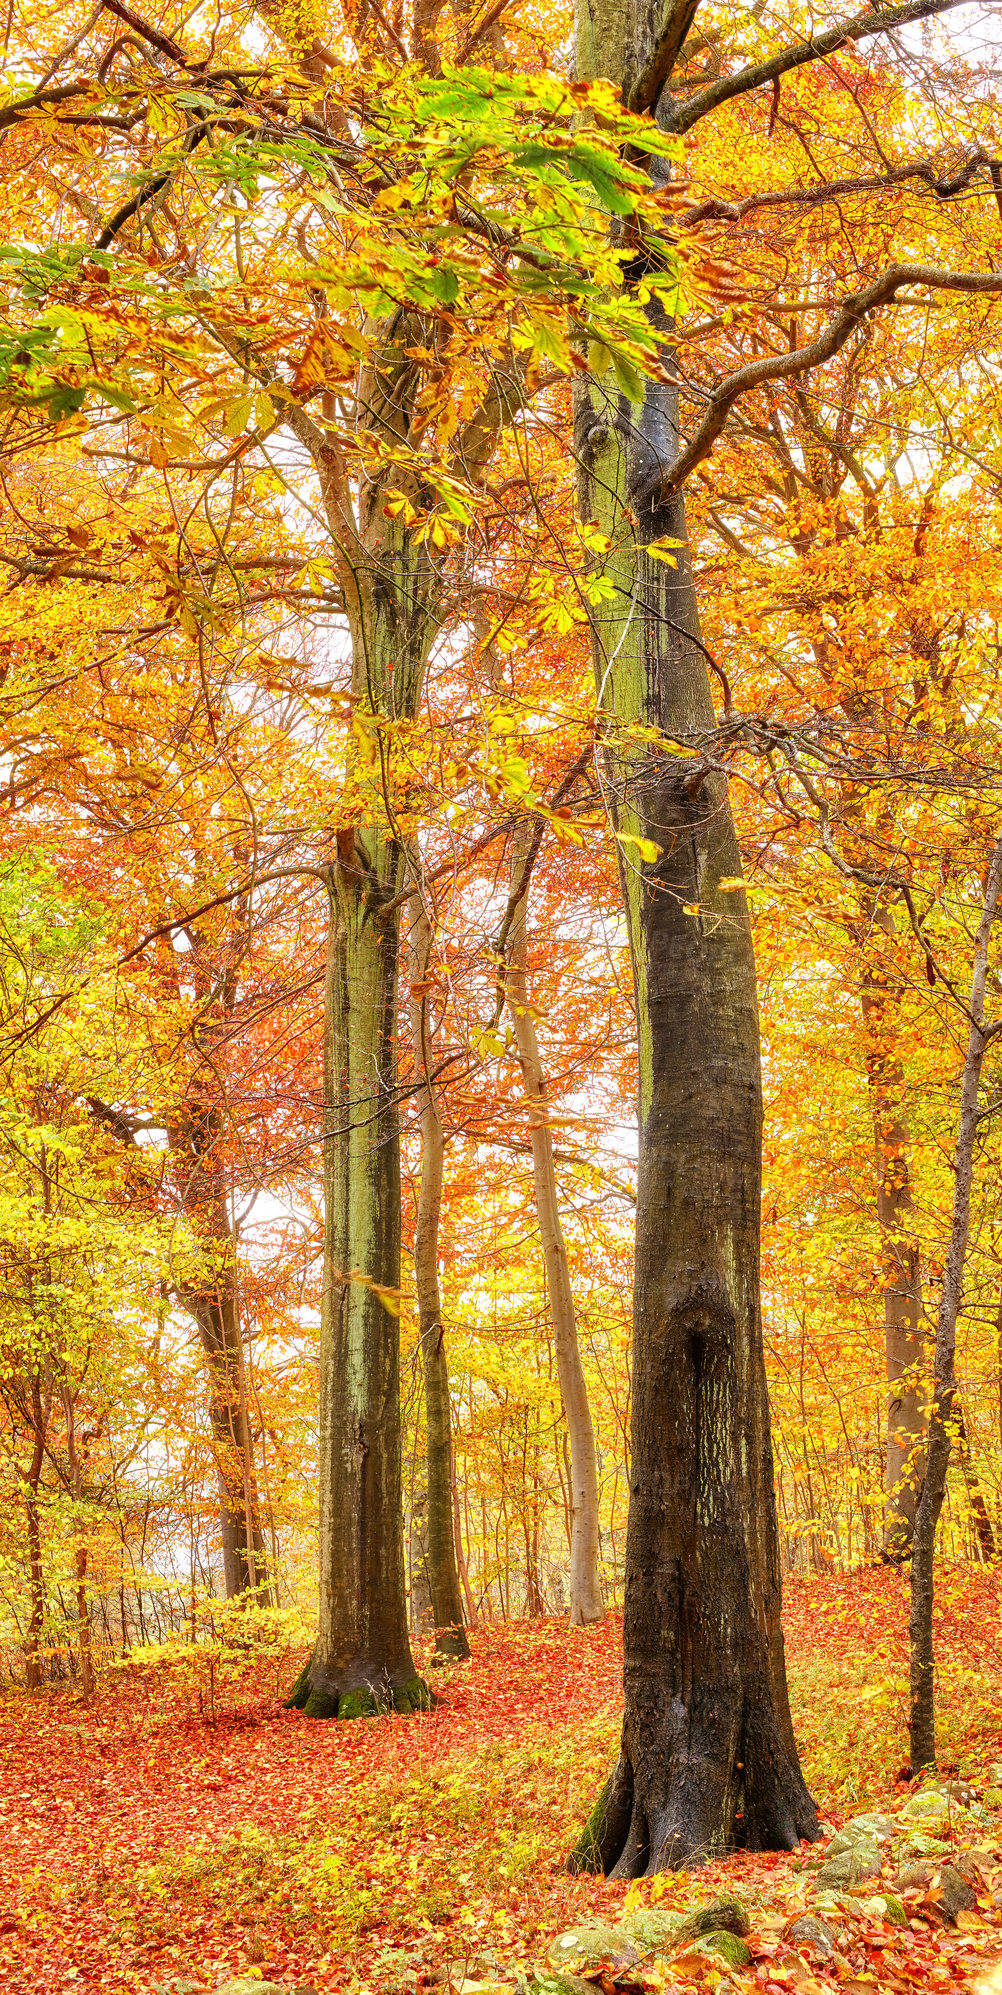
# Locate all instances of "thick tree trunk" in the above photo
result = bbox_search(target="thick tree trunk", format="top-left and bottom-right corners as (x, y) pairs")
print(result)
(909, 833), (1002, 1772)
(570, 391), (818, 1870)
(569, 0), (817, 1861)
(407, 896), (470, 1663)
(507, 824), (605, 1626)
(289, 830), (426, 1717)
(859, 904), (927, 1559)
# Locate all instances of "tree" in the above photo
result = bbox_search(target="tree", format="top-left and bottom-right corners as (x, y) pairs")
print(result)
(568, 0), (1002, 1871)
(505, 821), (605, 1626)
(909, 832), (1002, 1772)
(407, 890), (471, 1662)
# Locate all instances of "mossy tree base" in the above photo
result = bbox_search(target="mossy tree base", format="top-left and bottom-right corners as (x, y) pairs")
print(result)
(569, 1720), (818, 1878)
(285, 1653), (430, 1719)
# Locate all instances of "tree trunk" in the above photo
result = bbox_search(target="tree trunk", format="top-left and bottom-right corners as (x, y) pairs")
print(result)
(288, 828), (426, 1717)
(955, 1402), (996, 1562)
(75, 1539), (95, 1701)
(569, 0), (817, 1868)
(23, 1415), (46, 1688)
(507, 822), (605, 1626)
(859, 903), (927, 1559)
(175, 1173), (269, 1599)
(407, 894), (470, 1663)
(909, 832), (1002, 1773)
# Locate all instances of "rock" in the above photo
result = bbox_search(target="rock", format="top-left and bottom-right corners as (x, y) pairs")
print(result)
(900, 1789), (948, 1823)
(693, 1932), (753, 1969)
(945, 1781), (978, 1807)
(547, 1925), (639, 1972)
(954, 1849), (993, 1881)
(527, 1978), (595, 1995)
(678, 1896), (751, 1941)
(846, 1814), (897, 1843)
(788, 1915), (835, 1958)
(861, 1895), (907, 1927)
(621, 1907), (682, 1954)
(814, 1845), (882, 1890)
(894, 1862), (933, 1891)
(935, 1865), (977, 1921)
(213, 1983), (293, 1995)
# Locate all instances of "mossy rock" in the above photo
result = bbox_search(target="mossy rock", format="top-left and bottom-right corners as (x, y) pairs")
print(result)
(621, 1907), (683, 1955)
(814, 1846), (881, 1890)
(900, 1790), (948, 1823)
(846, 1814), (897, 1843)
(676, 1932), (753, 1971)
(213, 1982), (292, 1995)
(676, 1895), (751, 1944)
(788, 1914), (834, 1957)
(547, 1924), (639, 1971)
(861, 1894), (907, 1927)
(698, 1931), (753, 1968)
(525, 1976), (598, 1995)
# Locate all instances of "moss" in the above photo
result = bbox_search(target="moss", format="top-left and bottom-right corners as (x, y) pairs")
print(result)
(283, 1658), (313, 1710)
(689, 1896), (751, 1939)
(337, 1687), (378, 1719)
(696, 1930), (753, 1968)
(567, 1776), (612, 1875)
(302, 1685), (343, 1719)
(394, 1674), (431, 1712)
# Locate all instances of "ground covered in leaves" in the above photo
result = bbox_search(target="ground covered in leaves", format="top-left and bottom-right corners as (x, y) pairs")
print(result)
(4, 1568), (1002, 1995)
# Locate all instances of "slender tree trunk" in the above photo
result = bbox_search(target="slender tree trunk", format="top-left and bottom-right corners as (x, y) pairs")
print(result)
(954, 1400), (996, 1561)
(452, 1454), (479, 1629)
(569, 0), (817, 1871)
(23, 1420), (46, 1689)
(859, 903), (927, 1559)
(406, 894), (470, 1662)
(507, 823), (605, 1626)
(910, 832), (1002, 1771)
(75, 1541), (95, 1700)
(177, 1193), (269, 1599)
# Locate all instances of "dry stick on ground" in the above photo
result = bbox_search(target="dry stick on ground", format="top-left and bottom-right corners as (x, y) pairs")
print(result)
(909, 831), (1002, 1775)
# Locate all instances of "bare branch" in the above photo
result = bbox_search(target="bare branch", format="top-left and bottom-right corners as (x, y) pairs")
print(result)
(662, 0), (979, 132)
(641, 264), (1002, 507)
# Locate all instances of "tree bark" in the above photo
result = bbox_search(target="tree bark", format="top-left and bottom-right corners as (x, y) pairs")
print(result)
(507, 822), (605, 1626)
(75, 1540), (95, 1700)
(569, 0), (817, 1872)
(407, 892), (470, 1663)
(23, 1407), (47, 1688)
(859, 904), (927, 1560)
(288, 825), (426, 1717)
(171, 1066), (269, 1602)
(909, 832), (1002, 1773)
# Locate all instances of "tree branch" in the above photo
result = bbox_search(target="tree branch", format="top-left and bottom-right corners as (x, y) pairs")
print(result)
(680, 147), (995, 225)
(662, 0), (977, 131)
(628, 0), (702, 112)
(639, 264), (1002, 507)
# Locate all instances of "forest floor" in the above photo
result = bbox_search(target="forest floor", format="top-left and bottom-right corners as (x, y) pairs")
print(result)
(3, 1567), (1002, 1995)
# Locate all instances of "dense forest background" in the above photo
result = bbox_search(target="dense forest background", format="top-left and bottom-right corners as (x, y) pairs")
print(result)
(3, 0), (1002, 1679)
